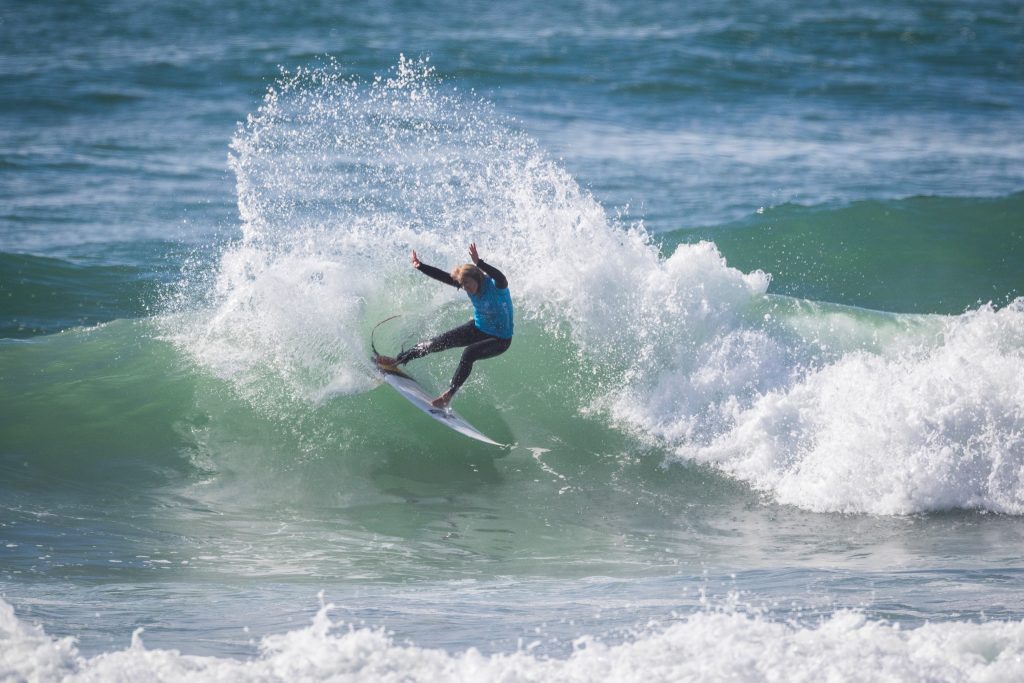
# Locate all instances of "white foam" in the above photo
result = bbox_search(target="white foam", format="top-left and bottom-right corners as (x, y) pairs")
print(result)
(634, 301), (1024, 514)
(4, 597), (1024, 682)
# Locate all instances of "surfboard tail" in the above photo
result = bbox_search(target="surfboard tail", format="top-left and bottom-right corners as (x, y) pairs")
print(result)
(371, 314), (421, 380)
(375, 356), (415, 380)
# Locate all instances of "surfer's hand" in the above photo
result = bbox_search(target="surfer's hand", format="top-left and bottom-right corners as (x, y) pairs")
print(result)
(469, 242), (480, 265)
(411, 250), (421, 269)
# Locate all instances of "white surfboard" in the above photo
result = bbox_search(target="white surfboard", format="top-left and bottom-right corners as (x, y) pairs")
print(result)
(376, 361), (505, 447)
(370, 315), (505, 447)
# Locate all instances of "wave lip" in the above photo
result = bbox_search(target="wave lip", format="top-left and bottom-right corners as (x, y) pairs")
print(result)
(4, 597), (1024, 682)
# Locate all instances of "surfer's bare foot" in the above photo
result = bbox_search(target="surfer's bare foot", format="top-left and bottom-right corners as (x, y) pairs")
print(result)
(431, 390), (454, 408)
(376, 355), (398, 367)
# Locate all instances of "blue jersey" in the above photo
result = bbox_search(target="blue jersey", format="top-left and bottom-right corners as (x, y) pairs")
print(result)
(469, 276), (514, 339)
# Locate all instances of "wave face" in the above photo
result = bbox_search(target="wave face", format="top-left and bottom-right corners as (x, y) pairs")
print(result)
(157, 60), (1024, 516)
(4, 596), (1024, 683)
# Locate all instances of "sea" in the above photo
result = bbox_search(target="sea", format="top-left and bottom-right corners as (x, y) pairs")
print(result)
(2, 1), (1024, 680)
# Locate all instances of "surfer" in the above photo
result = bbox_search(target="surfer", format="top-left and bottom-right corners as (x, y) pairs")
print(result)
(376, 243), (513, 408)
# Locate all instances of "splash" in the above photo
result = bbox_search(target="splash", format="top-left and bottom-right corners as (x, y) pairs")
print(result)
(172, 55), (752, 409)
(173, 55), (636, 407)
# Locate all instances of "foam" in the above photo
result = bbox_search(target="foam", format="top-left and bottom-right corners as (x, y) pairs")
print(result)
(643, 301), (1024, 514)
(4, 597), (1024, 682)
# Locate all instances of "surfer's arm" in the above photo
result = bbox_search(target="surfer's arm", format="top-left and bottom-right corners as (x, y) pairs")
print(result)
(410, 249), (458, 287)
(476, 260), (508, 289)
(468, 243), (508, 289)
(416, 262), (460, 288)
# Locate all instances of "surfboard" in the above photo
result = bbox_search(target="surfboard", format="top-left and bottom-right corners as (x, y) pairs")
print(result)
(371, 317), (506, 447)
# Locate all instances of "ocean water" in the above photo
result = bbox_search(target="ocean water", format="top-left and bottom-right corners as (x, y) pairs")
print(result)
(3, 1), (1024, 680)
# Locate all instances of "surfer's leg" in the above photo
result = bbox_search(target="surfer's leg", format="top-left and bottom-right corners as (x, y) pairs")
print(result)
(396, 320), (479, 365)
(448, 336), (512, 395)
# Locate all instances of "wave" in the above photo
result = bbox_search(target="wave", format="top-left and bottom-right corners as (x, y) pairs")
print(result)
(0, 319), (204, 487)
(4, 596), (1024, 682)
(150, 58), (1024, 516)
(0, 58), (999, 518)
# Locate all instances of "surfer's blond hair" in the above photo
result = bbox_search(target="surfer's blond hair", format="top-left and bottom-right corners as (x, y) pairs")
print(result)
(451, 264), (484, 289)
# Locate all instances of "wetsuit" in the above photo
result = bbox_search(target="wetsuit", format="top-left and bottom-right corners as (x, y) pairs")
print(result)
(396, 259), (513, 395)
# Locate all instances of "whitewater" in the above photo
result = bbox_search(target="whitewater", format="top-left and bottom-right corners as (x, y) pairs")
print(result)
(5, 595), (1024, 682)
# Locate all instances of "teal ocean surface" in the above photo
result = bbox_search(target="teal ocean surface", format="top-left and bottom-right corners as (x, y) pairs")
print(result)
(2, 1), (1024, 680)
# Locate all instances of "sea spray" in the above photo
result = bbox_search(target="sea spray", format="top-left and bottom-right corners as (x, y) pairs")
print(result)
(170, 56), (666, 414)
(173, 57), (770, 411)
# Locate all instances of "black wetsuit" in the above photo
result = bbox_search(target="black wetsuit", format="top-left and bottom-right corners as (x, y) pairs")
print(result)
(396, 259), (513, 394)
